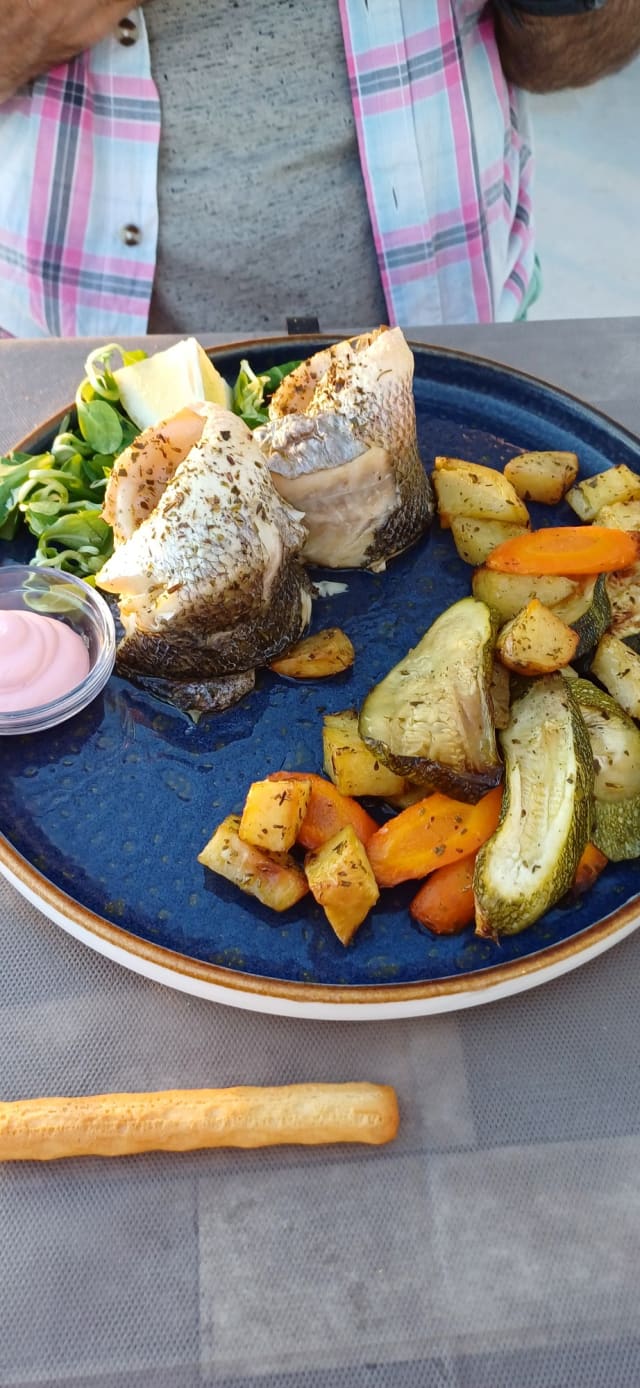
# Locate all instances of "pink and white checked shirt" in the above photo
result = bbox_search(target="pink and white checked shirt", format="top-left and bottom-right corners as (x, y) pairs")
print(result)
(0, 0), (534, 338)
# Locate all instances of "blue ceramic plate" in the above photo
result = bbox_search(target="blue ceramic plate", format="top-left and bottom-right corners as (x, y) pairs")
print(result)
(1, 338), (639, 1020)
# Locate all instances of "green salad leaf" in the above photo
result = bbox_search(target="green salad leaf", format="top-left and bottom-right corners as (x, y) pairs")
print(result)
(0, 344), (300, 579)
(232, 358), (300, 429)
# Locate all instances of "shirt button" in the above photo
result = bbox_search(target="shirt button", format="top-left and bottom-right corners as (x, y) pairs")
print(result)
(121, 224), (142, 247)
(117, 16), (138, 45)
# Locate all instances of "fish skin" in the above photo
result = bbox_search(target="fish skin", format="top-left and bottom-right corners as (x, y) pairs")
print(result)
(97, 405), (312, 680)
(256, 327), (434, 570)
(123, 668), (256, 719)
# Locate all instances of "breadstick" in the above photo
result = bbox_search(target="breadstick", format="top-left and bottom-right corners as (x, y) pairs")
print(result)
(0, 1083), (399, 1161)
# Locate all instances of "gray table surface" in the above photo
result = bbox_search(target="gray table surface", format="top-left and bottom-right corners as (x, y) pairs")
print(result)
(0, 321), (639, 1388)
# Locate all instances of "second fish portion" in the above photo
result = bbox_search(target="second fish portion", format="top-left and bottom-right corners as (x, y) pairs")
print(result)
(97, 404), (312, 685)
(255, 327), (434, 570)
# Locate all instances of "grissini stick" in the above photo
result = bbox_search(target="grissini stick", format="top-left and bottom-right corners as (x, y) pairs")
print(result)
(0, 1083), (399, 1161)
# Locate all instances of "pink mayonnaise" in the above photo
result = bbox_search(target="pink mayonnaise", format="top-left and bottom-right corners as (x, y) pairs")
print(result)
(0, 610), (90, 712)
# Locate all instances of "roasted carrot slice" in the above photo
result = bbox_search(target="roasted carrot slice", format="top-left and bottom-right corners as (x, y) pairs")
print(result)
(366, 786), (503, 889)
(268, 772), (378, 849)
(571, 842), (608, 897)
(409, 855), (477, 934)
(485, 526), (639, 576)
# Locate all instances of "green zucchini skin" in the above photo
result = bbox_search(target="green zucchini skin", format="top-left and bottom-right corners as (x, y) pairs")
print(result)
(474, 674), (594, 938)
(571, 678), (640, 861)
(358, 597), (502, 804)
(571, 574), (611, 660)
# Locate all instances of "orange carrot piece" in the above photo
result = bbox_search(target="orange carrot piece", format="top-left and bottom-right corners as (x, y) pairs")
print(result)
(571, 842), (608, 897)
(409, 855), (477, 934)
(268, 772), (378, 850)
(485, 526), (639, 576)
(366, 786), (503, 889)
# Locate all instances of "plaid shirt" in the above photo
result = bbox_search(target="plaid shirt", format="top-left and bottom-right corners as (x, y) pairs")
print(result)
(0, 1), (534, 337)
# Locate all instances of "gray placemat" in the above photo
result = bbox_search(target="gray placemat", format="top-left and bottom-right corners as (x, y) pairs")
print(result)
(1, 322), (640, 1387)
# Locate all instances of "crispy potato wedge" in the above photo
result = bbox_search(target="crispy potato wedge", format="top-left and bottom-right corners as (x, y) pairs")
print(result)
(450, 517), (529, 566)
(496, 599), (579, 675)
(566, 464), (640, 523)
(433, 457), (530, 528)
(504, 451), (578, 504)
(198, 814), (308, 911)
(304, 824), (380, 945)
(605, 561), (640, 641)
(270, 628), (355, 679)
(322, 711), (407, 798)
(239, 777), (311, 853)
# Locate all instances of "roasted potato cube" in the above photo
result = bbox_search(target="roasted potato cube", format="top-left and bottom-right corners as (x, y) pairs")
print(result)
(496, 599), (579, 675)
(322, 710), (406, 798)
(471, 568), (582, 624)
(597, 499), (640, 531)
(450, 517), (529, 566)
(591, 634), (640, 719)
(270, 628), (355, 679)
(239, 777), (311, 853)
(433, 457), (530, 528)
(504, 451), (578, 504)
(198, 814), (308, 911)
(566, 465), (640, 522)
(304, 824), (380, 945)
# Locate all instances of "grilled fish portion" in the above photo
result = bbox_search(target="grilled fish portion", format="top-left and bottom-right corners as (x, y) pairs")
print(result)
(97, 405), (312, 681)
(255, 327), (433, 569)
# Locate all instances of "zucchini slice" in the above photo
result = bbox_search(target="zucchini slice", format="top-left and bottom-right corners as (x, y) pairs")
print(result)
(570, 573), (612, 658)
(571, 678), (640, 861)
(359, 597), (502, 803)
(474, 674), (593, 937)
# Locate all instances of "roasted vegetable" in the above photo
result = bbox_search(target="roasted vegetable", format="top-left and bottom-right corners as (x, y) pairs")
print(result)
(590, 634), (640, 720)
(570, 574), (612, 658)
(359, 597), (502, 802)
(239, 777), (311, 853)
(409, 856), (477, 934)
(496, 599), (579, 675)
(268, 772), (378, 850)
(597, 499), (640, 531)
(270, 628), (355, 679)
(304, 825), (380, 945)
(366, 786), (502, 889)
(604, 563), (640, 648)
(450, 517), (528, 567)
(570, 678), (640, 860)
(504, 450), (578, 504)
(471, 566), (611, 652)
(485, 526), (639, 577)
(322, 711), (407, 798)
(570, 843), (609, 897)
(474, 675), (593, 938)
(433, 457), (530, 529)
(472, 568), (580, 624)
(566, 464), (640, 523)
(489, 659), (511, 730)
(198, 815), (309, 911)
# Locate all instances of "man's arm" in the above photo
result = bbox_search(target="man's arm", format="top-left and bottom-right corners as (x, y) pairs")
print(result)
(494, 0), (640, 92)
(0, 0), (142, 105)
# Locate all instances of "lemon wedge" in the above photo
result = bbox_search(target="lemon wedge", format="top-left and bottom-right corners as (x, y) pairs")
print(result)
(114, 338), (232, 430)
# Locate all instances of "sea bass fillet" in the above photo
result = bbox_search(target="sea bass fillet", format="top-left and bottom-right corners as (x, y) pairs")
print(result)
(255, 327), (433, 569)
(97, 404), (312, 682)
